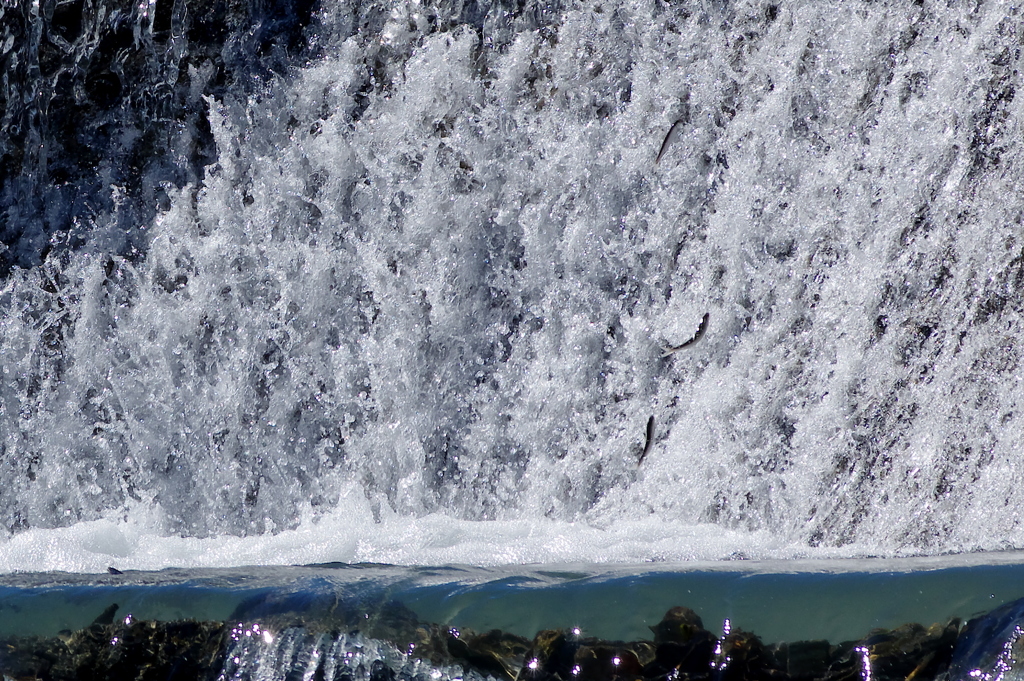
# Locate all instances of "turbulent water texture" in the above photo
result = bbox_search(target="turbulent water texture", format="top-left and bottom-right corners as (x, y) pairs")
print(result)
(2, 0), (1024, 557)
(0, 0), (319, 274)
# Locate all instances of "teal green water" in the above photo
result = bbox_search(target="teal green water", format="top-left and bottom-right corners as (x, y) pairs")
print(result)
(2, 558), (1023, 644)
(402, 566), (1019, 643)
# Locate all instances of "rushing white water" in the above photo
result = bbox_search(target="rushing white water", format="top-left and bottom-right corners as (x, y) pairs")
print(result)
(2, 0), (1024, 571)
(216, 626), (484, 681)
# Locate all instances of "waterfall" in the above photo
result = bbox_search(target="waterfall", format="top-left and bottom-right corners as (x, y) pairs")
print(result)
(216, 627), (448, 681)
(2, 0), (1024, 569)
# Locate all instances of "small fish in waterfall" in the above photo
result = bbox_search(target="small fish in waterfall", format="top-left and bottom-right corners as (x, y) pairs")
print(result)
(655, 120), (685, 164)
(662, 312), (709, 357)
(638, 415), (656, 465)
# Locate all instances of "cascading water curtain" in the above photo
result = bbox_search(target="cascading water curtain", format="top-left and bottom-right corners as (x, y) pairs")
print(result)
(2, 0), (1024, 560)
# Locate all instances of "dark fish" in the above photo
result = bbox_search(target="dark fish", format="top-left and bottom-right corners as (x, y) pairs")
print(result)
(107, 566), (123, 575)
(662, 312), (709, 357)
(92, 603), (119, 626)
(655, 120), (685, 164)
(639, 415), (655, 465)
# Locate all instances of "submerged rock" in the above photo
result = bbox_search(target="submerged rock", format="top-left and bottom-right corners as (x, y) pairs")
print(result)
(947, 597), (1024, 681)
(447, 628), (531, 681)
(717, 628), (786, 681)
(643, 609), (717, 679)
(770, 639), (832, 680)
(650, 606), (706, 644)
(785, 619), (960, 681)
(0, 619), (227, 681)
(517, 629), (654, 681)
(0, 599), (1006, 681)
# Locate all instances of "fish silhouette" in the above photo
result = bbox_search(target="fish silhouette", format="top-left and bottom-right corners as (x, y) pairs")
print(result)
(662, 312), (709, 357)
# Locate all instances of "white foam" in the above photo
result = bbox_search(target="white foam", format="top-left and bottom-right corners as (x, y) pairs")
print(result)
(0, 489), (901, 574)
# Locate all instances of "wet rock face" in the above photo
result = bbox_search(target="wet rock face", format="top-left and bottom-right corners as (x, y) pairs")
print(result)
(0, 0), (318, 276)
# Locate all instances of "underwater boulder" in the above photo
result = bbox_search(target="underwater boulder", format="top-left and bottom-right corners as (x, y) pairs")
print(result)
(947, 597), (1024, 681)
(517, 629), (654, 681)
(446, 627), (531, 681)
(822, 620), (959, 681)
(770, 639), (831, 680)
(518, 629), (581, 680)
(643, 607), (716, 679)
(716, 628), (786, 681)
(0, 619), (228, 681)
(650, 607), (706, 645)
(573, 645), (645, 681)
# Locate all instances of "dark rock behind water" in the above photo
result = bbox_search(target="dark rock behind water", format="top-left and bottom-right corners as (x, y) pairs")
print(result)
(0, 0), (315, 275)
(0, 619), (227, 681)
(0, 596), (1012, 681)
(0, 0), (561, 277)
